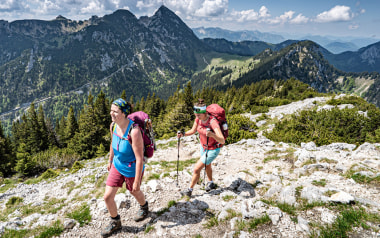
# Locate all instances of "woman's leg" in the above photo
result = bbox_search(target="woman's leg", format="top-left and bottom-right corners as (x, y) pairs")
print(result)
(130, 190), (146, 205)
(104, 186), (119, 217)
(189, 159), (206, 188)
(205, 164), (213, 182)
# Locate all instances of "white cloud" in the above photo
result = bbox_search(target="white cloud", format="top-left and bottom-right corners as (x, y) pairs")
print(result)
(265, 10), (294, 24)
(194, 0), (228, 17)
(231, 9), (259, 22)
(163, 0), (227, 18)
(290, 13), (309, 24)
(0, 0), (21, 11)
(259, 6), (270, 18)
(315, 5), (353, 23)
(81, 0), (105, 14)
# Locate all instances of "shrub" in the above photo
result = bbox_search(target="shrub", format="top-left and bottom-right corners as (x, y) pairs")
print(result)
(41, 169), (59, 179)
(71, 161), (84, 173)
(227, 114), (257, 144)
(265, 108), (379, 146)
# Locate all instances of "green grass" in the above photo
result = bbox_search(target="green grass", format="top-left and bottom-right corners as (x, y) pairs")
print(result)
(1, 220), (64, 238)
(145, 225), (155, 233)
(277, 202), (297, 216)
(6, 196), (24, 207)
(222, 195), (235, 201)
(156, 200), (177, 216)
(192, 235), (203, 238)
(263, 155), (280, 163)
(147, 158), (197, 176)
(157, 140), (178, 149)
(224, 208), (241, 221)
(312, 179), (327, 187)
(344, 166), (380, 186)
(66, 203), (91, 227)
(319, 158), (338, 164)
(204, 212), (219, 228)
(311, 207), (380, 238)
(235, 215), (271, 232)
(0, 178), (18, 193)
(146, 173), (160, 181)
(24, 169), (60, 185)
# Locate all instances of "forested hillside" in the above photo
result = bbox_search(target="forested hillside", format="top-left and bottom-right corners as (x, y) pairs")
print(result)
(1, 79), (380, 180)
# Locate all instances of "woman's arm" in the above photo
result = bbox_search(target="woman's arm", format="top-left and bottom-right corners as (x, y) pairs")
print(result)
(178, 120), (198, 138)
(206, 126), (225, 144)
(131, 127), (144, 192)
(108, 123), (115, 170)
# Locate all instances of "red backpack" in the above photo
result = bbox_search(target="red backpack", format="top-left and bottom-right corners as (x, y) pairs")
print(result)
(206, 104), (228, 143)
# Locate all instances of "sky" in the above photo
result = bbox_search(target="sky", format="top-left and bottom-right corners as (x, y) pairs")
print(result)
(0, 0), (379, 40)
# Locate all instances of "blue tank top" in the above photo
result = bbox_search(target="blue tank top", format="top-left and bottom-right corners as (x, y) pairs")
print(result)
(112, 121), (145, 177)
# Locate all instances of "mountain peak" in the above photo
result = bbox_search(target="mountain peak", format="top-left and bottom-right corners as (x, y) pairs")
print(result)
(55, 15), (68, 21)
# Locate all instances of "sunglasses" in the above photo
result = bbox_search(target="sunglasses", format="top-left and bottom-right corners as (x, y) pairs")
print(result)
(193, 107), (207, 113)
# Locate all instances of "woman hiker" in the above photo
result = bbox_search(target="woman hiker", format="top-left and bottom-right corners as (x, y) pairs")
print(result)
(101, 98), (149, 237)
(177, 99), (225, 197)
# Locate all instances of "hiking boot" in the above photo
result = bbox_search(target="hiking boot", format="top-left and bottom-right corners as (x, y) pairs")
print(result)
(101, 218), (121, 237)
(180, 188), (192, 197)
(205, 182), (217, 192)
(134, 201), (149, 222)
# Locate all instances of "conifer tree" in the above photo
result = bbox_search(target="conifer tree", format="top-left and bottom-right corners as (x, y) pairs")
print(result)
(45, 118), (59, 148)
(0, 121), (15, 177)
(64, 106), (78, 144)
(183, 81), (194, 120)
(121, 90), (127, 101)
(37, 105), (49, 151)
(129, 95), (134, 108)
(26, 103), (43, 154)
(56, 115), (67, 145)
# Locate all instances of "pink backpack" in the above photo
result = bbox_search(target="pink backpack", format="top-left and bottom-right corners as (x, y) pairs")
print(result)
(127, 111), (156, 162)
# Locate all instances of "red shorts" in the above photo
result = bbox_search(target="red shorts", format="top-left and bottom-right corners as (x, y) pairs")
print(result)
(106, 164), (144, 191)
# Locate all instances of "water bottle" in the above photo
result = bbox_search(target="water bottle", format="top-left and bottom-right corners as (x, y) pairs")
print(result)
(222, 123), (228, 130)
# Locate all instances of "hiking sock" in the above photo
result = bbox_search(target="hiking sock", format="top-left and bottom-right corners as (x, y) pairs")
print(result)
(111, 214), (120, 220)
(140, 201), (148, 209)
(188, 188), (193, 192)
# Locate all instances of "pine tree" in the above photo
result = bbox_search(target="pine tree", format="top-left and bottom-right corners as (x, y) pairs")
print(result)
(0, 121), (15, 177)
(37, 105), (49, 151)
(121, 90), (127, 101)
(129, 95), (134, 108)
(64, 106), (79, 144)
(183, 81), (194, 120)
(26, 103), (42, 154)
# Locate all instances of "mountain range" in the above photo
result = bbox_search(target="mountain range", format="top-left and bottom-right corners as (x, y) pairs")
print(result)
(193, 26), (380, 54)
(1, 5), (380, 130)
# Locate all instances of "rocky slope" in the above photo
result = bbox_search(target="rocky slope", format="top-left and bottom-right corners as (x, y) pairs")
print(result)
(1, 96), (380, 238)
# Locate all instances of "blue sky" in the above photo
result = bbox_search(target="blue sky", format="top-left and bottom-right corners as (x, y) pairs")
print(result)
(0, 0), (379, 39)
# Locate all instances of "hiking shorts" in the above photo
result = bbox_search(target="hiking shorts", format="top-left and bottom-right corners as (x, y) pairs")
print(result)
(106, 164), (144, 191)
(200, 146), (221, 165)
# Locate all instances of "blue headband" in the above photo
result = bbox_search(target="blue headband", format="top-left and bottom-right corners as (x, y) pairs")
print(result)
(112, 98), (130, 115)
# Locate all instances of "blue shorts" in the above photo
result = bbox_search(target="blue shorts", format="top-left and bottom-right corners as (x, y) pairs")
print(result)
(200, 146), (221, 165)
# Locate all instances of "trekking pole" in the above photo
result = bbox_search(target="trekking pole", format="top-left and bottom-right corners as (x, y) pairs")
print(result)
(203, 128), (210, 188)
(176, 131), (181, 187)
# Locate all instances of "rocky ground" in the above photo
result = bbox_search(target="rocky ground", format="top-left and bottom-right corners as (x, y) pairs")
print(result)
(1, 95), (380, 238)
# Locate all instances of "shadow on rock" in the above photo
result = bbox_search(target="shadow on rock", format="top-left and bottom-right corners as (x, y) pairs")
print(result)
(150, 199), (209, 228)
